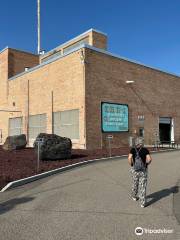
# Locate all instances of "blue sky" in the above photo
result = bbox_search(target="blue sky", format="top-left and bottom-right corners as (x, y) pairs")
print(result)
(1, 0), (180, 75)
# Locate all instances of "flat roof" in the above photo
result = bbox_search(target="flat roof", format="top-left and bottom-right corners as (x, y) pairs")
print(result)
(3, 28), (180, 79)
(41, 28), (107, 58)
(0, 46), (8, 54)
(87, 44), (180, 78)
(9, 42), (180, 81)
(0, 46), (38, 56)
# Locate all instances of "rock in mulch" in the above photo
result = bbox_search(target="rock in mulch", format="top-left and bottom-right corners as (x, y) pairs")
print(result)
(34, 133), (72, 160)
(3, 134), (27, 151)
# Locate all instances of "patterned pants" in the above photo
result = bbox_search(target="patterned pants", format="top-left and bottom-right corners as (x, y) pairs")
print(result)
(130, 168), (148, 205)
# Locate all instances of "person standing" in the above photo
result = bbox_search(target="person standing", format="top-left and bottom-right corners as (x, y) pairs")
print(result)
(128, 137), (152, 207)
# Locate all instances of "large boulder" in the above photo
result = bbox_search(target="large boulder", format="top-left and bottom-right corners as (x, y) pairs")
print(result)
(33, 133), (72, 160)
(3, 134), (27, 151)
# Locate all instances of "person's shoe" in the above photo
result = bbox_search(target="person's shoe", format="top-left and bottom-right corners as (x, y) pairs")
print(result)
(140, 204), (146, 208)
(132, 196), (139, 201)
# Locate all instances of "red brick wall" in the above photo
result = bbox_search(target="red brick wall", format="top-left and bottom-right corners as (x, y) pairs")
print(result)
(8, 49), (39, 78)
(85, 48), (180, 149)
(0, 49), (9, 103)
(91, 31), (107, 50)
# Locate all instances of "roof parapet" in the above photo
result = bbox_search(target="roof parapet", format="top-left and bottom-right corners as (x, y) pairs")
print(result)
(40, 28), (107, 63)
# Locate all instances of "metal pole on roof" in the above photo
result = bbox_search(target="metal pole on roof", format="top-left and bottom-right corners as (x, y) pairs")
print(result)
(37, 0), (40, 54)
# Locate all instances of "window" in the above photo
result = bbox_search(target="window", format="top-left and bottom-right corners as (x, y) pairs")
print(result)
(139, 128), (144, 137)
(29, 114), (46, 139)
(53, 109), (79, 139)
(9, 117), (23, 136)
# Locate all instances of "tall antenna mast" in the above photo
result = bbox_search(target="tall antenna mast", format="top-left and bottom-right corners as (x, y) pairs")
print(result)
(37, 0), (40, 54)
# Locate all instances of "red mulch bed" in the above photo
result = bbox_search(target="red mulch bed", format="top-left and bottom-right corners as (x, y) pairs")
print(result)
(0, 146), (160, 190)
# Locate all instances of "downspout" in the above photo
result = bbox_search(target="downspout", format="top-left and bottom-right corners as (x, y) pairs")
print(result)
(80, 48), (87, 149)
(27, 80), (30, 145)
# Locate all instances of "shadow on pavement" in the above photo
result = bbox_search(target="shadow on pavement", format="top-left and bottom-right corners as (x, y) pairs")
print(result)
(147, 186), (178, 206)
(0, 197), (35, 215)
(173, 181), (180, 224)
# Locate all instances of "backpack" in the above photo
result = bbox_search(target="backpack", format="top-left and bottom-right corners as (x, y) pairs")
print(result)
(133, 148), (146, 172)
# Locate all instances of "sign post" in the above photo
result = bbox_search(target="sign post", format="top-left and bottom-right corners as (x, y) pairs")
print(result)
(107, 135), (113, 157)
(101, 102), (128, 155)
(36, 137), (44, 172)
(0, 129), (2, 143)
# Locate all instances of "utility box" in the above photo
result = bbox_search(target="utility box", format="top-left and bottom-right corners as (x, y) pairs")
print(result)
(129, 136), (135, 147)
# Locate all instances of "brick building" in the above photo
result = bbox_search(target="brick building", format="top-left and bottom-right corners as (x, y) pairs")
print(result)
(0, 29), (180, 149)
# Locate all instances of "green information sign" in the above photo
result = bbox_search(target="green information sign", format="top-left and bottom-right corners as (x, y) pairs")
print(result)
(101, 102), (129, 132)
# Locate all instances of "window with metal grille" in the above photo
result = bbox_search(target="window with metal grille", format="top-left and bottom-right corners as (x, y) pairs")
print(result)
(9, 117), (23, 136)
(29, 114), (46, 139)
(53, 109), (79, 139)
(139, 128), (144, 137)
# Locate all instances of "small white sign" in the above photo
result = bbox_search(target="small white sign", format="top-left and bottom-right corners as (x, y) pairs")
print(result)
(107, 135), (113, 139)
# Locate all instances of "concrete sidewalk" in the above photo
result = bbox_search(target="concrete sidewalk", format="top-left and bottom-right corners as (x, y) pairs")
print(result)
(0, 151), (180, 240)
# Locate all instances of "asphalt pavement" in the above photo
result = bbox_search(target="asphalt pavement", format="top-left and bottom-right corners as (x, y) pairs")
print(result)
(0, 150), (180, 240)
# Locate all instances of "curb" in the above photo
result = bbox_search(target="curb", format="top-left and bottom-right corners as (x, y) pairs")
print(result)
(150, 148), (180, 154)
(0, 155), (127, 192)
(1, 148), (179, 192)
